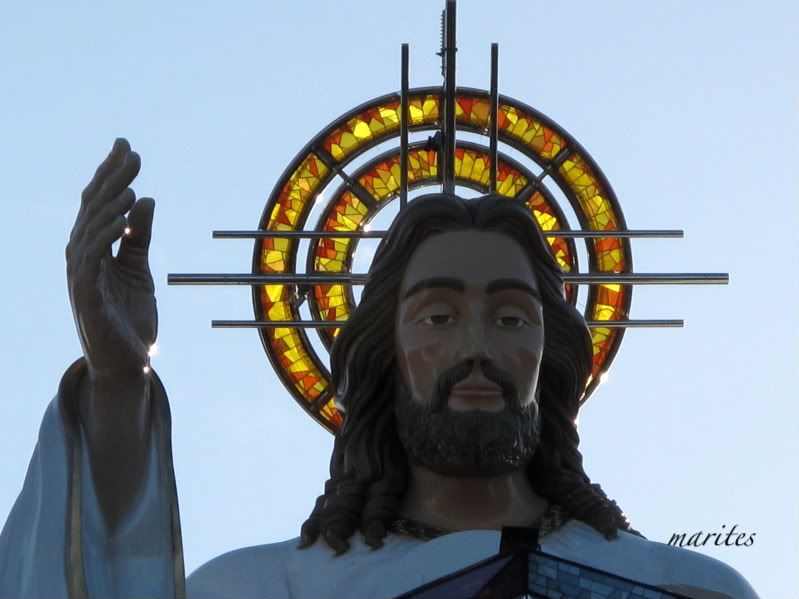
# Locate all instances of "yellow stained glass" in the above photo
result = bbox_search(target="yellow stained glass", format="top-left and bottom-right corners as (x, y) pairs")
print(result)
(313, 191), (371, 326)
(258, 152), (331, 405)
(259, 89), (632, 425)
(318, 398), (343, 428)
(308, 147), (576, 362)
(556, 152), (629, 377)
(323, 94), (440, 162)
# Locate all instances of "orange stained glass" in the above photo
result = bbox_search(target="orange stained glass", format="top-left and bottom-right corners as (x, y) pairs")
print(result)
(557, 154), (627, 279)
(308, 147), (576, 352)
(558, 153), (619, 230)
(589, 282), (625, 371)
(312, 190), (370, 326)
(318, 397), (344, 429)
(557, 152), (629, 375)
(259, 152), (330, 405)
(360, 149), (438, 201)
(453, 147), (530, 199)
(454, 94), (567, 162)
(589, 325), (613, 377)
(407, 94), (440, 125)
(455, 95), (491, 127)
(258, 312), (328, 405)
(258, 89), (632, 422)
(322, 94), (440, 162)
(260, 152), (330, 276)
(529, 191), (571, 274)
(498, 104), (567, 160)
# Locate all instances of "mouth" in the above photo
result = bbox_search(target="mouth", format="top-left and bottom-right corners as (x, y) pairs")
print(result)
(448, 376), (505, 411)
(450, 376), (503, 395)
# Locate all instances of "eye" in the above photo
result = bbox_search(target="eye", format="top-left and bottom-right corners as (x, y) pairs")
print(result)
(493, 307), (531, 329)
(421, 314), (455, 326)
(495, 316), (526, 328)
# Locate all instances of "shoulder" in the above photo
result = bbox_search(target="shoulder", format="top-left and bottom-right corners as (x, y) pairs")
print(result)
(649, 539), (759, 599)
(186, 537), (298, 599)
(545, 521), (758, 599)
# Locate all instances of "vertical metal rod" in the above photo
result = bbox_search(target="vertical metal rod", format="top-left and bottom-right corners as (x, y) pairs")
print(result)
(489, 42), (499, 193)
(400, 43), (409, 210)
(442, 0), (457, 193)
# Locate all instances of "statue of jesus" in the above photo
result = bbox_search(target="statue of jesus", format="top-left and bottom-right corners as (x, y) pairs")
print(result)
(0, 139), (758, 598)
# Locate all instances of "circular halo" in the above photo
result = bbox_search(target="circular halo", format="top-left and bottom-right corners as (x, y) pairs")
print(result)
(253, 87), (631, 433)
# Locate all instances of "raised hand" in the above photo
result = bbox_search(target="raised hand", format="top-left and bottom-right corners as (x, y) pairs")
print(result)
(66, 138), (158, 530)
(66, 138), (157, 383)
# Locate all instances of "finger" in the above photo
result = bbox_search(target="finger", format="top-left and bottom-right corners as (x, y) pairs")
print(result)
(73, 151), (140, 244)
(117, 198), (155, 269)
(72, 187), (136, 258)
(71, 138), (129, 249)
(85, 150), (141, 221)
(82, 215), (128, 267)
(80, 138), (129, 210)
(83, 188), (136, 241)
(120, 197), (155, 252)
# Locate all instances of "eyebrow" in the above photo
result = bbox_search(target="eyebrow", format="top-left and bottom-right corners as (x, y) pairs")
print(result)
(401, 277), (541, 302)
(402, 277), (464, 299)
(485, 278), (542, 302)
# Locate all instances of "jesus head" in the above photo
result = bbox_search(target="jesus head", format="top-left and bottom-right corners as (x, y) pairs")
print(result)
(300, 193), (634, 554)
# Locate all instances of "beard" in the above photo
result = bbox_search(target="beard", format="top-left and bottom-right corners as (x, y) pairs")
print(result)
(394, 360), (541, 477)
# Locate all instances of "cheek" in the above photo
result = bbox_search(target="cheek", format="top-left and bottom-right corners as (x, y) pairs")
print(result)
(507, 334), (545, 401)
(396, 332), (448, 401)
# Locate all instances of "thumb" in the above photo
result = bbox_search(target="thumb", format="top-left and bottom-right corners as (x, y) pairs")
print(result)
(118, 197), (155, 261)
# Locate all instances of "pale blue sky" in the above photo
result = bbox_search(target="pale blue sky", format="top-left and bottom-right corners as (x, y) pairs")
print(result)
(0, 2), (796, 596)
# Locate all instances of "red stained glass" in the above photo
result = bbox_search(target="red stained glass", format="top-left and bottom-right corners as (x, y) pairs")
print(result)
(257, 90), (631, 430)
(318, 398), (344, 428)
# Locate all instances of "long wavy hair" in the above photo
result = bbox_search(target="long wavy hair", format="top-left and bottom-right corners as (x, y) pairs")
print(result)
(299, 193), (636, 554)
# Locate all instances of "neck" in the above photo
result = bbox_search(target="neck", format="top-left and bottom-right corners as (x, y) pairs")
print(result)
(397, 464), (548, 531)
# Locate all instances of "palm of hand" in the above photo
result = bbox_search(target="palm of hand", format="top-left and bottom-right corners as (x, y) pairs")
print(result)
(93, 249), (157, 377)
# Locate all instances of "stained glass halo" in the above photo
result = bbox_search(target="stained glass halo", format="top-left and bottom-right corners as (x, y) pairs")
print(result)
(249, 86), (633, 433)
(168, 1), (726, 434)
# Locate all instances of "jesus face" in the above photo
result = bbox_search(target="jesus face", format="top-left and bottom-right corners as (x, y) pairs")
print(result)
(394, 229), (545, 476)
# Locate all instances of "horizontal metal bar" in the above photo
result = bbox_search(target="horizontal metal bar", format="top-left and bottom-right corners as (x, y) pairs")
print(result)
(594, 319), (683, 328)
(212, 319), (684, 329)
(545, 230), (684, 239)
(564, 273), (728, 285)
(213, 229), (684, 239)
(168, 274), (370, 285)
(168, 273), (727, 286)
(214, 230), (386, 239)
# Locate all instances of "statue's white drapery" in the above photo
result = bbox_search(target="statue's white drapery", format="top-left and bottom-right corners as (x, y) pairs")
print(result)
(0, 361), (184, 598)
(0, 362), (758, 599)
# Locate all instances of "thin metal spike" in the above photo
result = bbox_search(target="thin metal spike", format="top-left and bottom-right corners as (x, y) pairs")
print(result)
(168, 273), (728, 286)
(212, 319), (684, 329)
(212, 229), (685, 239)
(441, 0), (457, 193)
(489, 43), (499, 193)
(400, 43), (409, 210)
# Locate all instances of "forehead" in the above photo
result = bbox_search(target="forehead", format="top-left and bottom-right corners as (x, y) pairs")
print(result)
(400, 230), (538, 292)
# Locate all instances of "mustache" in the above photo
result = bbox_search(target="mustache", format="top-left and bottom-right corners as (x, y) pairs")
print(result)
(431, 359), (520, 414)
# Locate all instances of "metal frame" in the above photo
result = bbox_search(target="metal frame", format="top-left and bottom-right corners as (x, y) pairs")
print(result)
(167, 0), (728, 423)
(301, 139), (579, 352)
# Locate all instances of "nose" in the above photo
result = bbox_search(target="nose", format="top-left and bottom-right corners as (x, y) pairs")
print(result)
(457, 312), (493, 364)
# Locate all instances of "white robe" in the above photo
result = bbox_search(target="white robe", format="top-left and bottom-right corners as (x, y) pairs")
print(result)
(0, 363), (758, 599)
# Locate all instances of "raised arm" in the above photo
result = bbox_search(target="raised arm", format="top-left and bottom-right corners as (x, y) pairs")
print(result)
(66, 137), (158, 532)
